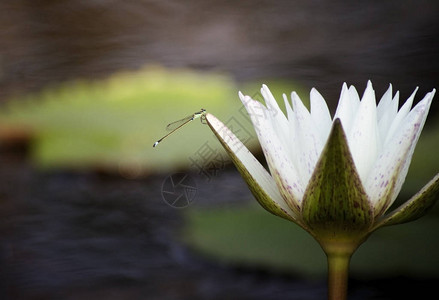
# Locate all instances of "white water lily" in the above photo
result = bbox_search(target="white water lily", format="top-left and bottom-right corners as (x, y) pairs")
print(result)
(205, 81), (439, 299)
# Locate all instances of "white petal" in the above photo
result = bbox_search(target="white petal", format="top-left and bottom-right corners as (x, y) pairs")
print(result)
(377, 86), (400, 146)
(384, 87), (418, 145)
(283, 93), (295, 121)
(260, 86), (299, 172)
(366, 89), (435, 211)
(291, 91), (325, 186)
(379, 91), (400, 145)
(310, 88), (332, 144)
(347, 81), (379, 183)
(205, 112), (297, 220)
(391, 91), (400, 116)
(283, 93), (299, 169)
(260, 85), (291, 150)
(261, 84), (283, 112)
(348, 85), (361, 115)
(388, 90), (435, 204)
(334, 83), (355, 134)
(376, 84), (393, 122)
(240, 92), (304, 209)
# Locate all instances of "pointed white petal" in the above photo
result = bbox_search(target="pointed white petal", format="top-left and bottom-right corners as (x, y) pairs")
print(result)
(391, 91), (400, 115)
(348, 85), (361, 116)
(378, 90), (400, 145)
(261, 84), (283, 113)
(205, 113), (298, 221)
(283, 93), (300, 169)
(240, 93), (304, 210)
(283, 93), (295, 121)
(376, 85), (394, 145)
(376, 84), (393, 122)
(260, 86), (291, 151)
(291, 91), (325, 186)
(387, 90), (435, 205)
(260, 86), (299, 174)
(366, 89), (435, 214)
(384, 87), (418, 145)
(310, 88), (332, 144)
(347, 81), (379, 184)
(334, 83), (355, 134)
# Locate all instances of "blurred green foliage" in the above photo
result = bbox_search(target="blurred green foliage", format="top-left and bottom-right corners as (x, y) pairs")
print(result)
(0, 66), (305, 176)
(404, 124), (439, 197)
(183, 204), (439, 278)
(0, 66), (240, 173)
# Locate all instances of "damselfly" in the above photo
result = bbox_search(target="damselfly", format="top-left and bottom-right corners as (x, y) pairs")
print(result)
(153, 109), (206, 147)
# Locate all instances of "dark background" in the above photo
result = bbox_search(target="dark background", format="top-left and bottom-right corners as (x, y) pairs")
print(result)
(1, 1), (438, 299)
(1, 0), (439, 109)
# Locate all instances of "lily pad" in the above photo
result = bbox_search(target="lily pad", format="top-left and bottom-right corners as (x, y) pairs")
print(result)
(0, 67), (311, 175)
(0, 66), (252, 173)
(183, 204), (439, 278)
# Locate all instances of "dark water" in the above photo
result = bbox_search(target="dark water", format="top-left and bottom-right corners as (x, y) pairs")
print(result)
(1, 0), (439, 110)
(1, 1), (439, 299)
(0, 148), (438, 300)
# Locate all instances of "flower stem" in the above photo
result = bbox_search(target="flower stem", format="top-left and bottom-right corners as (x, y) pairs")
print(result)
(326, 252), (351, 300)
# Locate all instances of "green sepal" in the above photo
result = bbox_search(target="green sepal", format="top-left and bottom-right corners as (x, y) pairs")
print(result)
(373, 172), (439, 229)
(301, 119), (374, 239)
(205, 113), (299, 223)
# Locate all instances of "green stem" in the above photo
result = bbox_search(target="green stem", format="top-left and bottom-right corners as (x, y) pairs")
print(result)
(327, 252), (351, 300)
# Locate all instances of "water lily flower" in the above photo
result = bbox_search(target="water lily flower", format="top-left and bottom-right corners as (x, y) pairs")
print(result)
(205, 81), (439, 300)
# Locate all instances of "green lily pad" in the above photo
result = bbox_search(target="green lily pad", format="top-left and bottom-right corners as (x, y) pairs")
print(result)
(0, 67), (311, 174)
(183, 204), (439, 278)
(0, 66), (252, 173)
